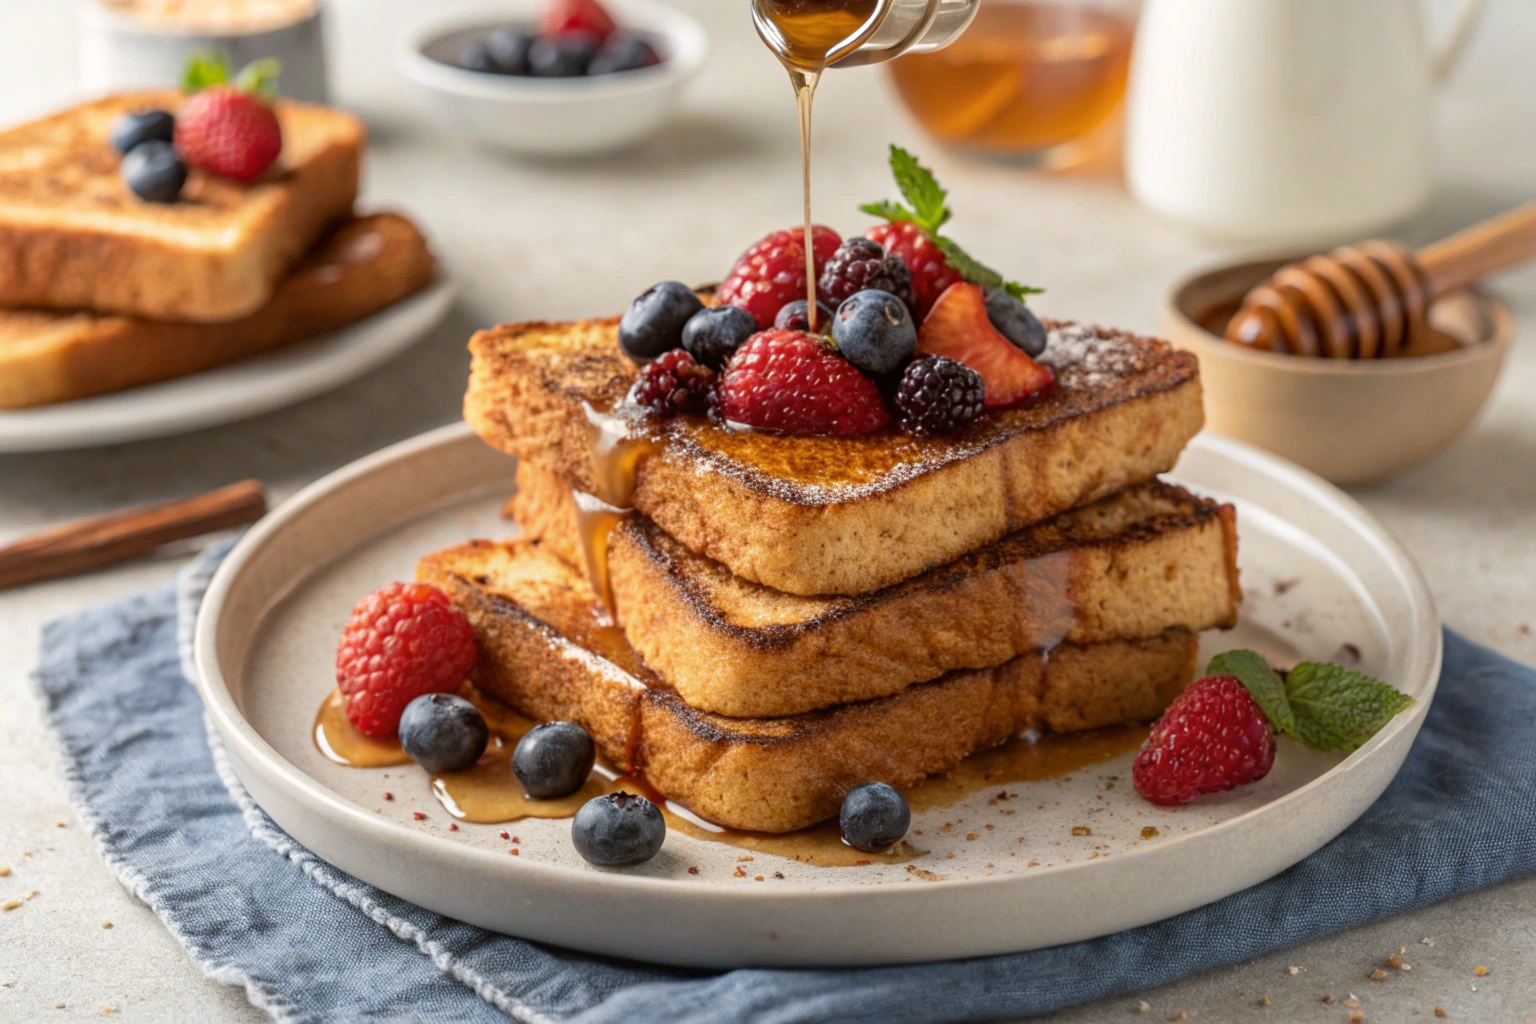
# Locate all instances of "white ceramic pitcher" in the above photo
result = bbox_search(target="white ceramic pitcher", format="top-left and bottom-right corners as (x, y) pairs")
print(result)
(1125, 0), (1483, 244)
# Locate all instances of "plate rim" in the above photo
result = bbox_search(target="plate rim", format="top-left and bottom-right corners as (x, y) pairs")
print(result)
(0, 279), (456, 453)
(195, 423), (1441, 912)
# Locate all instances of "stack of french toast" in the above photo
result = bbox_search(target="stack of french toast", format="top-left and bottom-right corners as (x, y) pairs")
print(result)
(419, 301), (1242, 835)
(0, 88), (434, 410)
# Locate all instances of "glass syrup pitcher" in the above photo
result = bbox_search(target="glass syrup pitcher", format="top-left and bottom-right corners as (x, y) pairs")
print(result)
(752, 0), (979, 71)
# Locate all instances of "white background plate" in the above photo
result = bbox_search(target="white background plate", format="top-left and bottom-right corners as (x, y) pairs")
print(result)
(0, 280), (455, 453)
(195, 424), (1440, 968)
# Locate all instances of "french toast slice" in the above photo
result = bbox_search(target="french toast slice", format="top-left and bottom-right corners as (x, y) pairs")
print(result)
(465, 315), (1203, 596)
(508, 461), (1240, 717)
(417, 538), (1200, 833)
(0, 213), (434, 409)
(0, 91), (363, 322)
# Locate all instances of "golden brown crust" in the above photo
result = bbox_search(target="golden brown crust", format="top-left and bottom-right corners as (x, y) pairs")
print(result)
(509, 462), (1240, 717)
(417, 538), (1199, 833)
(0, 91), (364, 322)
(465, 314), (1204, 595)
(0, 213), (434, 408)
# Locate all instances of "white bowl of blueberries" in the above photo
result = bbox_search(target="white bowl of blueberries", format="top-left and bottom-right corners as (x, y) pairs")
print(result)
(401, 0), (706, 157)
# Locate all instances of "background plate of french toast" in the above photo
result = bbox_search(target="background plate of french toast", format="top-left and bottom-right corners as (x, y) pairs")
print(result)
(193, 310), (1440, 968)
(0, 90), (452, 452)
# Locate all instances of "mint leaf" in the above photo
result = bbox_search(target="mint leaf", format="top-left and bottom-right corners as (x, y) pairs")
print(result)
(235, 57), (283, 98)
(1284, 661), (1414, 752)
(862, 145), (1042, 303)
(858, 199), (914, 223)
(1207, 649), (1296, 739)
(888, 145), (950, 233)
(182, 51), (230, 92)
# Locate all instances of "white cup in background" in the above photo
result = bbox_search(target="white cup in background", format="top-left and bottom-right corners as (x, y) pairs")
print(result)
(79, 0), (330, 104)
(1125, 0), (1483, 245)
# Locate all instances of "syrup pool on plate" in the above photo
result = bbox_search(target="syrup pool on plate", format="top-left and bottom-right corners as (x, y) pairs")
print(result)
(314, 684), (1146, 867)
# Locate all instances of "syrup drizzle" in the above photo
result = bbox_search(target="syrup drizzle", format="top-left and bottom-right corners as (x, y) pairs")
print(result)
(314, 685), (1145, 867)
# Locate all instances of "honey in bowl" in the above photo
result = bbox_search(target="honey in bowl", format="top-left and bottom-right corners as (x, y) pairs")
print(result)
(888, 1), (1134, 161)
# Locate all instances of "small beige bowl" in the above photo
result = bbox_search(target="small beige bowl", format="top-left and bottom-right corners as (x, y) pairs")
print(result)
(1163, 257), (1514, 486)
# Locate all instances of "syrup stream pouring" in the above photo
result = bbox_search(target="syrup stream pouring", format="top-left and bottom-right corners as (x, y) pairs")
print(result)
(751, 0), (978, 331)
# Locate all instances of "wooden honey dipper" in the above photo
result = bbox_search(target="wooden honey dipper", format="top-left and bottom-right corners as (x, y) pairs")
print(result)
(1226, 201), (1536, 359)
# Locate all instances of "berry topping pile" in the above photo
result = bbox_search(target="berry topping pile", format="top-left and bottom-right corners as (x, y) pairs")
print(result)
(335, 583), (478, 738)
(1134, 649), (1413, 806)
(455, 0), (664, 80)
(617, 146), (1054, 438)
(717, 330), (891, 437)
(111, 54), (285, 204)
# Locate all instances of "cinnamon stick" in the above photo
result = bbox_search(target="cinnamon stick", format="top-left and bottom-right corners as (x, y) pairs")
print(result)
(0, 480), (267, 590)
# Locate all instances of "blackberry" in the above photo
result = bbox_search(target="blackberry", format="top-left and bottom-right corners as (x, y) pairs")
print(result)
(631, 349), (714, 416)
(894, 355), (984, 437)
(818, 238), (916, 317)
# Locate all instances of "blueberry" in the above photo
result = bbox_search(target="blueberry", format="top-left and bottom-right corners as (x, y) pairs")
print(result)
(984, 288), (1047, 357)
(110, 109), (175, 155)
(774, 298), (834, 335)
(831, 290), (917, 376)
(839, 781), (910, 853)
(485, 27), (535, 74)
(457, 41), (497, 73)
(589, 33), (662, 75)
(399, 694), (489, 775)
(528, 35), (598, 77)
(681, 305), (757, 369)
(120, 141), (187, 204)
(619, 281), (704, 361)
(572, 791), (666, 867)
(512, 721), (596, 799)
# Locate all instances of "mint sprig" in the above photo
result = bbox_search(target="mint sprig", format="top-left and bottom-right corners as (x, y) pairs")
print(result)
(182, 52), (281, 97)
(859, 145), (1041, 302)
(1209, 650), (1413, 753)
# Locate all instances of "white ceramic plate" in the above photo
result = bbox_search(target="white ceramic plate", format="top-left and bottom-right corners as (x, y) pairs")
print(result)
(194, 424), (1440, 968)
(0, 280), (455, 453)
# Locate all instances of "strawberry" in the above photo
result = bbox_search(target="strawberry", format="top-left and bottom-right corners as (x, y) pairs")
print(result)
(717, 329), (891, 437)
(335, 583), (478, 737)
(1133, 649), (1415, 807)
(541, 0), (616, 44)
(866, 221), (961, 319)
(1132, 675), (1276, 806)
(717, 225), (843, 330)
(174, 54), (282, 183)
(917, 282), (1053, 408)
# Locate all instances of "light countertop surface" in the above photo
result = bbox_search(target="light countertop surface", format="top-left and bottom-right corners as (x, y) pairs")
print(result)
(2, 0), (1534, 1020)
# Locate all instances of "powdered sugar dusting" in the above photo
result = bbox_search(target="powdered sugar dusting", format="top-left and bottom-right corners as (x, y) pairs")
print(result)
(1039, 324), (1155, 388)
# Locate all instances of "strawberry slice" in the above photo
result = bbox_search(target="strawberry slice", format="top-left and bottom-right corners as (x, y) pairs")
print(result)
(916, 282), (1053, 408)
(541, 0), (616, 43)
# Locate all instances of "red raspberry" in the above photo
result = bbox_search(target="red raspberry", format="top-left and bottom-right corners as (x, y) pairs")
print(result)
(174, 88), (282, 182)
(540, 0), (616, 43)
(1133, 675), (1277, 806)
(717, 330), (891, 437)
(335, 583), (478, 738)
(866, 221), (962, 320)
(717, 225), (843, 330)
(631, 349), (714, 416)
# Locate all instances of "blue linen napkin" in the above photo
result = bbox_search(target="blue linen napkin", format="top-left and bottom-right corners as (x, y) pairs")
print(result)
(30, 543), (1536, 1024)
